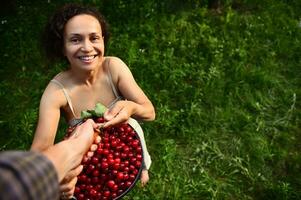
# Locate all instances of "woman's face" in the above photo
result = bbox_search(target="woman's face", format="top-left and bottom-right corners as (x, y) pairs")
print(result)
(63, 14), (104, 71)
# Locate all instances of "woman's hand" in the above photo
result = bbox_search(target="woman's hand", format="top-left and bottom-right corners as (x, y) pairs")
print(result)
(103, 100), (134, 128)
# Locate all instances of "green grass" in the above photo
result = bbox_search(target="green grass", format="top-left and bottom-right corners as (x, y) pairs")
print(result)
(0, 0), (301, 199)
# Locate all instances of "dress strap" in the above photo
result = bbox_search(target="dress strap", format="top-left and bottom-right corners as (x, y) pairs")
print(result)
(107, 96), (123, 109)
(50, 79), (76, 118)
(106, 59), (120, 99)
(106, 59), (124, 109)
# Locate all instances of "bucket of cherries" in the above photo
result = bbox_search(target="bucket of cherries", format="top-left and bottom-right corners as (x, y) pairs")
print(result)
(66, 103), (143, 200)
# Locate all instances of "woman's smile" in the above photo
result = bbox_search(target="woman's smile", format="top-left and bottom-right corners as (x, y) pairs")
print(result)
(78, 54), (99, 63)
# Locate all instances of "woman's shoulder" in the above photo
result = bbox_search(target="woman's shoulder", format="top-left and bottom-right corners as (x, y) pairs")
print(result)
(104, 56), (130, 74)
(47, 71), (75, 90)
(43, 72), (70, 96)
(41, 79), (67, 108)
(40, 72), (71, 109)
(105, 56), (127, 67)
(51, 71), (70, 83)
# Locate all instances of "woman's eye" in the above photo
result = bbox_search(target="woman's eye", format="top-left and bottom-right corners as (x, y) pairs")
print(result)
(91, 36), (100, 42)
(70, 38), (80, 43)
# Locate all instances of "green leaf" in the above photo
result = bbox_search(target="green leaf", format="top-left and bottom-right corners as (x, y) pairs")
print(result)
(94, 103), (107, 117)
(80, 110), (93, 119)
(80, 103), (107, 119)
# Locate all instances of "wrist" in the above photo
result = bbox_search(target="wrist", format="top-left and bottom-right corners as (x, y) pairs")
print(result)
(127, 100), (138, 117)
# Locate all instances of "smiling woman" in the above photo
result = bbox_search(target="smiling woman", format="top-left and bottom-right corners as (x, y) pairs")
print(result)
(42, 4), (110, 63)
(30, 3), (155, 199)
(63, 14), (105, 71)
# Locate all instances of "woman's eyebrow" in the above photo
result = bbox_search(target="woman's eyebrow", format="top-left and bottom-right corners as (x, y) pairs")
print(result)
(90, 32), (102, 35)
(68, 33), (82, 36)
(68, 32), (101, 36)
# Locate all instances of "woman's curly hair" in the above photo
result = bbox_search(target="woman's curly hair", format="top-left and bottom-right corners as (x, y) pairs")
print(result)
(42, 3), (110, 62)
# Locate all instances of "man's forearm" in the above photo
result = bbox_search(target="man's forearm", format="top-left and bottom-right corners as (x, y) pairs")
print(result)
(43, 139), (84, 181)
(0, 151), (59, 200)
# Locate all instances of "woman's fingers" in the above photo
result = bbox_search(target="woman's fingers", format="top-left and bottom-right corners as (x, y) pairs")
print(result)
(104, 103), (123, 121)
(104, 104), (130, 128)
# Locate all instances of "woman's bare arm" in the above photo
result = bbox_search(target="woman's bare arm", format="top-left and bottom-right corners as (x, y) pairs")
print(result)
(104, 57), (155, 127)
(31, 83), (65, 151)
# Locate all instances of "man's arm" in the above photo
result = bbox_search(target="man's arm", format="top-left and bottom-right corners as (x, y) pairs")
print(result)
(0, 151), (60, 200)
(0, 119), (99, 200)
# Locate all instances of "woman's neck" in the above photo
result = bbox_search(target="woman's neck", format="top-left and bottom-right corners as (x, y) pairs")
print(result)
(69, 63), (104, 87)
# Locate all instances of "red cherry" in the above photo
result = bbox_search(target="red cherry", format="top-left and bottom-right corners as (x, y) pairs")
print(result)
(102, 149), (109, 155)
(124, 160), (129, 166)
(116, 145), (122, 151)
(135, 160), (142, 168)
(101, 162), (109, 169)
(136, 154), (142, 161)
(92, 157), (99, 165)
(120, 134), (127, 141)
(129, 165), (135, 171)
(129, 174), (136, 181)
(79, 174), (87, 182)
(127, 136), (133, 142)
(113, 162), (120, 170)
(86, 184), (93, 191)
(95, 117), (105, 123)
(130, 157), (137, 163)
(96, 184), (102, 191)
(128, 152), (134, 158)
(79, 184), (86, 190)
(121, 152), (127, 159)
(118, 127), (125, 133)
(104, 143), (110, 149)
(103, 137), (109, 143)
(109, 135), (116, 140)
(136, 146), (142, 153)
(123, 173), (129, 180)
(132, 168), (139, 175)
(117, 172), (124, 180)
(112, 170), (118, 176)
(125, 181), (132, 187)
(74, 186), (80, 194)
(119, 182), (125, 189)
(111, 192), (117, 198)
(123, 146), (130, 153)
(103, 190), (110, 197)
(111, 140), (118, 147)
(92, 177), (100, 184)
(132, 140), (140, 148)
(89, 189), (97, 197)
(100, 173), (108, 181)
(124, 166), (129, 172)
(77, 193), (85, 200)
(96, 148), (103, 154)
(125, 126), (132, 133)
(107, 180), (115, 189)
(112, 184), (118, 191)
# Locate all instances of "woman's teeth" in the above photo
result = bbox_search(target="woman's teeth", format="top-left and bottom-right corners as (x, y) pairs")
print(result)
(79, 55), (96, 61)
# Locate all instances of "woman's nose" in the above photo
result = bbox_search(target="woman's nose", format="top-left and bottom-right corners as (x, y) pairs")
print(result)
(81, 40), (93, 52)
